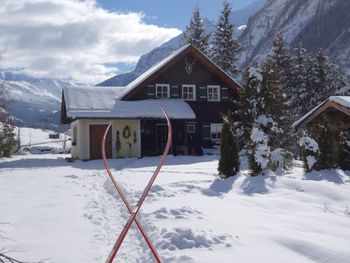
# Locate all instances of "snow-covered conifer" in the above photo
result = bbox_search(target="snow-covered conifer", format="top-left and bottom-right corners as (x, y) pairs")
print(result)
(212, 0), (240, 76)
(185, 7), (211, 55)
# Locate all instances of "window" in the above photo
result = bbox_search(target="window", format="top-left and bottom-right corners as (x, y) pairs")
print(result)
(156, 84), (170, 98)
(182, 85), (196, 101)
(210, 123), (223, 144)
(187, 123), (196, 133)
(207, 85), (220, 102)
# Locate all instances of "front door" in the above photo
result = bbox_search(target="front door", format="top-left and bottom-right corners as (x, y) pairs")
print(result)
(156, 124), (168, 155)
(90, 124), (112, 159)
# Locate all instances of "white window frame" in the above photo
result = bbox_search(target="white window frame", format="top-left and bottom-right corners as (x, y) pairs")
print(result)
(182, 84), (196, 101)
(210, 123), (223, 144)
(156, 84), (170, 98)
(207, 85), (220, 102)
(187, 123), (196, 133)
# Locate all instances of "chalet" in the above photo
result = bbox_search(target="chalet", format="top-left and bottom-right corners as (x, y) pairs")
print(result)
(293, 96), (350, 132)
(61, 44), (241, 160)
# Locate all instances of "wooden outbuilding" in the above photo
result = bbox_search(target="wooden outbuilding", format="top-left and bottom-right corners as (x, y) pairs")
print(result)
(293, 96), (350, 132)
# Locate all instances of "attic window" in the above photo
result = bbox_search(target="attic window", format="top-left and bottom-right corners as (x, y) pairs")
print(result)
(156, 84), (170, 98)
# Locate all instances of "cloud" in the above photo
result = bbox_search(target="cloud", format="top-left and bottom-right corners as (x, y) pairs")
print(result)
(0, 0), (181, 83)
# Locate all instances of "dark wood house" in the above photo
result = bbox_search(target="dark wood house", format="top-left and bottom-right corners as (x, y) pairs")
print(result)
(61, 44), (242, 160)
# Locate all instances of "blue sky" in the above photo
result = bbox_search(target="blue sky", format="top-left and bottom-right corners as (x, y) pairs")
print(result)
(97, 0), (256, 30)
(0, 0), (256, 83)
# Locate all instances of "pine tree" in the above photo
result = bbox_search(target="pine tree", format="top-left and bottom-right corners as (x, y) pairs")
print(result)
(310, 49), (347, 108)
(0, 84), (18, 158)
(290, 42), (308, 117)
(238, 65), (262, 146)
(267, 32), (292, 98)
(212, 0), (240, 76)
(185, 7), (211, 55)
(0, 120), (17, 157)
(218, 111), (240, 178)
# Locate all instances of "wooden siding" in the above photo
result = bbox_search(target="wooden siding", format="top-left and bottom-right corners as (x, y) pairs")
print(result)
(295, 100), (350, 130)
(126, 53), (238, 125)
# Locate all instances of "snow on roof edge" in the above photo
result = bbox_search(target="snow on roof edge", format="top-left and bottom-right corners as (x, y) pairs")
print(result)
(119, 44), (191, 99)
(66, 99), (196, 120)
(119, 44), (242, 99)
(292, 96), (350, 128)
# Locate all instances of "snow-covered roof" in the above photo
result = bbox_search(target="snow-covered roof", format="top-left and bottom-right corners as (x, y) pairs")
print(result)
(119, 44), (191, 99)
(64, 86), (195, 119)
(64, 85), (127, 111)
(293, 96), (350, 128)
(329, 96), (350, 108)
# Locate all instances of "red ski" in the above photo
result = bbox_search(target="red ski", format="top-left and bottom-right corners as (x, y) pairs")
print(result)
(101, 106), (172, 263)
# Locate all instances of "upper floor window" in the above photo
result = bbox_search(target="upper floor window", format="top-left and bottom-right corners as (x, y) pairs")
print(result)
(207, 85), (220, 102)
(156, 84), (170, 98)
(182, 84), (196, 101)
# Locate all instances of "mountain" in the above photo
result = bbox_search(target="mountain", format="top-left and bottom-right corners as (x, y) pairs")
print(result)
(238, 0), (350, 78)
(98, 0), (264, 87)
(231, 0), (266, 27)
(0, 72), (78, 131)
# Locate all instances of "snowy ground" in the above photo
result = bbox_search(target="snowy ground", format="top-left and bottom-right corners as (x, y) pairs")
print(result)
(1, 150), (350, 262)
(16, 127), (70, 154)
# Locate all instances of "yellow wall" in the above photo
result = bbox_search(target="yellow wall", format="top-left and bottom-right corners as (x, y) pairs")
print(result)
(113, 119), (140, 158)
(71, 119), (140, 160)
(70, 121), (79, 159)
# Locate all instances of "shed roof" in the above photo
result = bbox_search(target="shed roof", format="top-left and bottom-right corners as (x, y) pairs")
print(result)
(293, 96), (350, 129)
(62, 86), (195, 120)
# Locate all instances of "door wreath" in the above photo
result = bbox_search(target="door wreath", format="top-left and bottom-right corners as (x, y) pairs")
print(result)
(123, 125), (131, 139)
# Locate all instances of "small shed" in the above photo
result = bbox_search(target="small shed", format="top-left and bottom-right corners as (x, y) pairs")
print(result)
(293, 96), (350, 132)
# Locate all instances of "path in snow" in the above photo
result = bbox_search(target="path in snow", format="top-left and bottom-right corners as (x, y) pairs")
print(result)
(1, 154), (350, 263)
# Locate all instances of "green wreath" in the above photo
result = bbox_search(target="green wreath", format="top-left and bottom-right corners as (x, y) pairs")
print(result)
(123, 125), (131, 139)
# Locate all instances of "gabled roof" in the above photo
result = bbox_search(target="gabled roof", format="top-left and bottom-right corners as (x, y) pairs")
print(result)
(293, 96), (350, 129)
(120, 44), (242, 100)
(61, 86), (195, 121)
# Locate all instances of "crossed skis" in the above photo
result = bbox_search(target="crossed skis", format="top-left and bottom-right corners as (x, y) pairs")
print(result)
(101, 106), (172, 263)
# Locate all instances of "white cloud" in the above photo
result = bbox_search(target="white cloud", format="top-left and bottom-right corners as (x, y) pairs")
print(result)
(0, 0), (181, 83)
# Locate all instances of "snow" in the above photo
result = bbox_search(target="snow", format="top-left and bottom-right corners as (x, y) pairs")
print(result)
(299, 136), (319, 153)
(248, 66), (263, 82)
(15, 126), (70, 154)
(293, 96), (350, 129)
(306, 155), (317, 170)
(1, 129), (350, 262)
(250, 127), (270, 170)
(237, 25), (247, 31)
(64, 85), (127, 111)
(65, 89), (196, 120)
(256, 114), (274, 126)
(329, 96), (350, 109)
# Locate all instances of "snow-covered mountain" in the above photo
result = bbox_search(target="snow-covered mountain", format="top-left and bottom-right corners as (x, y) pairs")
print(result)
(239, 0), (350, 77)
(0, 72), (78, 131)
(98, 0), (264, 87)
(100, 0), (350, 87)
